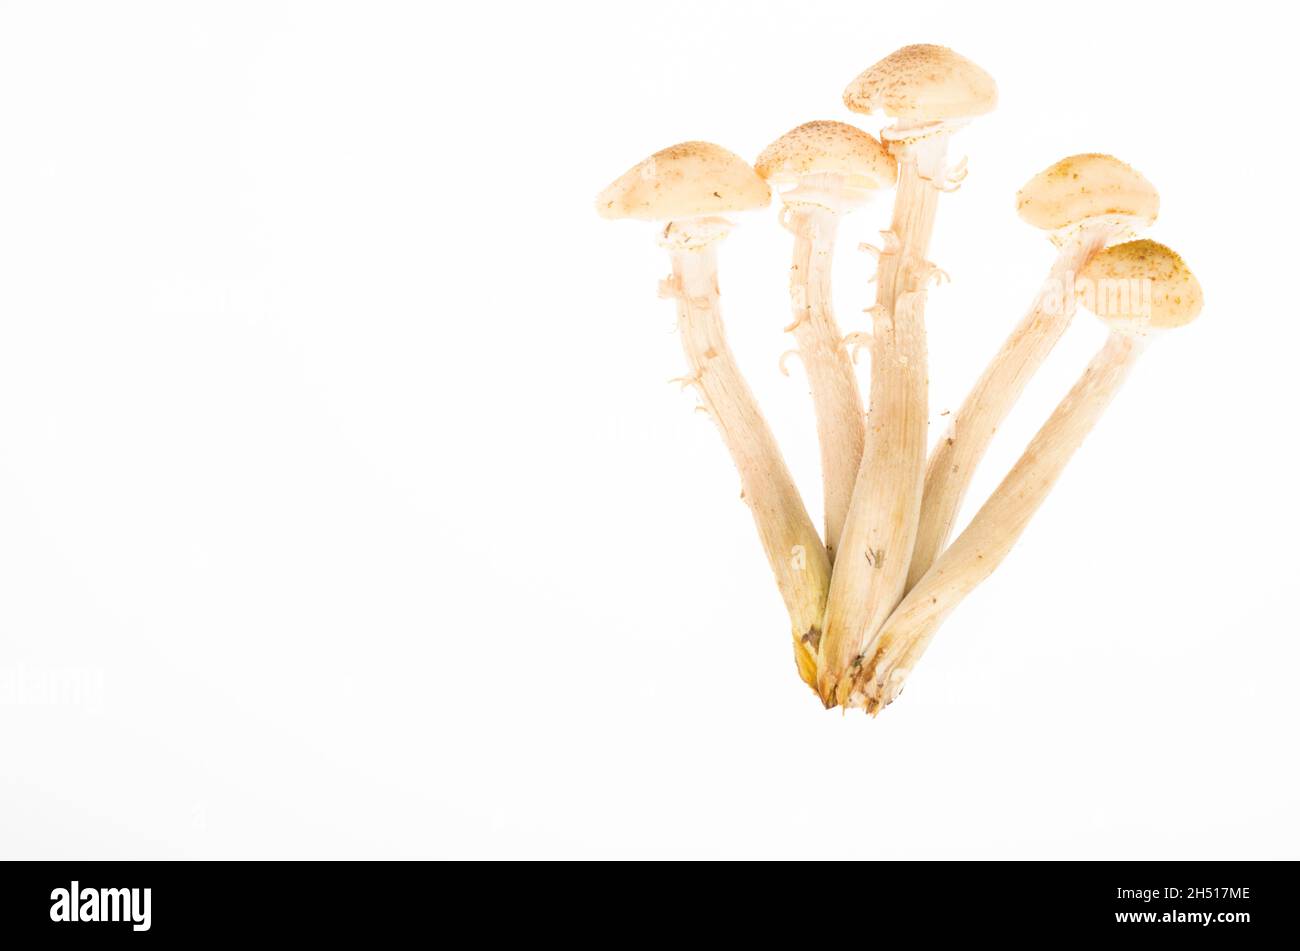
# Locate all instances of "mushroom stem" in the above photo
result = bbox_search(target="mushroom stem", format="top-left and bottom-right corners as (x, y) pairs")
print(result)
(784, 205), (865, 559)
(667, 242), (832, 687)
(907, 222), (1120, 590)
(851, 332), (1145, 712)
(816, 147), (943, 704)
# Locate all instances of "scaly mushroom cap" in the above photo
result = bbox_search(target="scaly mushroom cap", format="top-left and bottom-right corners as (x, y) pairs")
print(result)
(596, 141), (771, 222)
(1017, 154), (1159, 235)
(843, 44), (997, 121)
(1077, 240), (1203, 333)
(755, 120), (897, 191)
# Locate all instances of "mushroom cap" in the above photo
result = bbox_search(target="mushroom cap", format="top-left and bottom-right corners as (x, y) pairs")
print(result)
(596, 141), (771, 222)
(1017, 154), (1159, 233)
(843, 44), (997, 121)
(1077, 240), (1203, 333)
(754, 121), (897, 190)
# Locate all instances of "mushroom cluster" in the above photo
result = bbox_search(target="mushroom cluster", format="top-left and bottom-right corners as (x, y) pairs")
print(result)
(596, 44), (1204, 713)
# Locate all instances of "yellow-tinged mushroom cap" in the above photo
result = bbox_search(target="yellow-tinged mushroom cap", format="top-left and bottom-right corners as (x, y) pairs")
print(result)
(596, 141), (771, 222)
(843, 44), (997, 121)
(755, 121), (897, 191)
(1017, 154), (1159, 235)
(1077, 240), (1203, 333)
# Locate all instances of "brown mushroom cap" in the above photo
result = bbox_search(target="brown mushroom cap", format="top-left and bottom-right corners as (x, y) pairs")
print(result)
(1017, 154), (1159, 233)
(755, 120), (897, 191)
(843, 44), (997, 121)
(1077, 240), (1203, 332)
(596, 141), (771, 222)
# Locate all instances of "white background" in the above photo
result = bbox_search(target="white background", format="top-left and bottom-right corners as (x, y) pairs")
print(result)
(0, 1), (1295, 859)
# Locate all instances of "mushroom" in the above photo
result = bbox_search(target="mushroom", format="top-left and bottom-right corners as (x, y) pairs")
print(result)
(908, 154), (1159, 590)
(596, 141), (833, 687)
(817, 45), (997, 704)
(848, 240), (1203, 712)
(754, 121), (898, 559)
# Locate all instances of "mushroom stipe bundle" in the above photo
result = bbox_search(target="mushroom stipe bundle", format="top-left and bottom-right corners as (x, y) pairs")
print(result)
(596, 44), (1204, 714)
